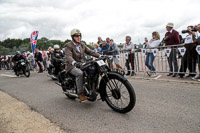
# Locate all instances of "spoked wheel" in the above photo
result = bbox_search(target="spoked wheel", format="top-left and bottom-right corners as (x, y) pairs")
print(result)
(104, 74), (136, 113)
(24, 67), (30, 77)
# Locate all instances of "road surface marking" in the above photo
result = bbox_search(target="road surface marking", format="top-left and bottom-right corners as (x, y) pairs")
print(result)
(1, 74), (17, 78)
(154, 75), (162, 79)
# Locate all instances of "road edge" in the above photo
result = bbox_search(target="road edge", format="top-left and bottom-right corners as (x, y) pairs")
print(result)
(0, 90), (66, 133)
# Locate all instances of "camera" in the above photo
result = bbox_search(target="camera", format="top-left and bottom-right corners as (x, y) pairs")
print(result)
(182, 26), (198, 34)
(163, 36), (169, 42)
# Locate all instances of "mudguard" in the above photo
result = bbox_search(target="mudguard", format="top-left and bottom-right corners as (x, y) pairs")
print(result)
(99, 72), (127, 101)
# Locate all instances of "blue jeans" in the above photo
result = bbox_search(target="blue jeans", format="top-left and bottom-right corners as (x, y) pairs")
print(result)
(145, 53), (155, 71)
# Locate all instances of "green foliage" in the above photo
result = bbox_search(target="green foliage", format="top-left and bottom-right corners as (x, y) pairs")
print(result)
(0, 37), (94, 55)
(81, 41), (94, 50)
(85, 44), (94, 50)
(0, 45), (10, 55)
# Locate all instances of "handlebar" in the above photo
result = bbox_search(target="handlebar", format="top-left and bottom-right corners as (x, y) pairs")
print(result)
(81, 56), (108, 70)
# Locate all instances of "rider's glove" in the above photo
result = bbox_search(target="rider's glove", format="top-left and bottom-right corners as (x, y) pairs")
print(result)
(99, 55), (107, 59)
(99, 55), (105, 58)
(75, 62), (83, 69)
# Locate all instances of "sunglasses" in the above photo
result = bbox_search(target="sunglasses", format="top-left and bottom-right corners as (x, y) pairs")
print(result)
(74, 35), (81, 37)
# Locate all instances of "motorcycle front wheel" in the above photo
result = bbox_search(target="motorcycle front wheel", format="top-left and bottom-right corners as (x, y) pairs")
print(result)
(23, 66), (30, 77)
(103, 74), (136, 113)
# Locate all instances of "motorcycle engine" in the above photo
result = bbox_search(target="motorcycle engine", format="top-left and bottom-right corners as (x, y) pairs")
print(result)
(62, 78), (75, 90)
(86, 65), (97, 77)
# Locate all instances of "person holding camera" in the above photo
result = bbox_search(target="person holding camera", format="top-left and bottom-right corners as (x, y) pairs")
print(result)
(145, 31), (160, 77)
(179, 26), (197, 78)
(192, 24), (200, 81)
(164, 22), (180, 77)
(143, 37), (148, 48)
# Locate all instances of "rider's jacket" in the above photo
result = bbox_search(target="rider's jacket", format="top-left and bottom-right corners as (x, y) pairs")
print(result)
(51, 51), (64, 64)
(65, 41), (100, 72)
(12, 55), (26, 63)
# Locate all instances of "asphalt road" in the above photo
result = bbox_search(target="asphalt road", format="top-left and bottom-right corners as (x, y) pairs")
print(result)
(0, 70), (200, 133)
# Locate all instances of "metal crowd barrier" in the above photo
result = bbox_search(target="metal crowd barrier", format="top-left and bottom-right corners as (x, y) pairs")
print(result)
(100, 44), (200, 77)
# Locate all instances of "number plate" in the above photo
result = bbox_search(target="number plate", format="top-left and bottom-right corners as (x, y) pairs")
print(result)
(96, 60), (106, 66)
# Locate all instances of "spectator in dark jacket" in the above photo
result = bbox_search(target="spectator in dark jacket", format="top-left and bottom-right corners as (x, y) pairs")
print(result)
(34, 48), (43, 73)
(192, 24), (200, 81)
(164, 22), (180, 77)
(179, 26), (197, 78)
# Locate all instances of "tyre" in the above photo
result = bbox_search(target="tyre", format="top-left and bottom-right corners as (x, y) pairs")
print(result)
(15, 72), (19, 77)
(24, 67), (30, 77)
(103, 74), (136, 113)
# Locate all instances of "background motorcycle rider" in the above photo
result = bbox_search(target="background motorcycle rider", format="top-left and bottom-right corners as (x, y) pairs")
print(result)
(65, 29), (100, 102)
(12, 51), (26, 74)
(34, 48), (43, 73)
(50, 44), (65, 76)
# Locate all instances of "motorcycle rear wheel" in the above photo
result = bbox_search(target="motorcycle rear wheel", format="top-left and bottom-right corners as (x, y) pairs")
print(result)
(104, 74), (136, 113)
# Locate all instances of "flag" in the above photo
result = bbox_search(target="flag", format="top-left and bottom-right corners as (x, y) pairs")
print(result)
(30, 31), (39, 67)
(31, 31), (39, 53)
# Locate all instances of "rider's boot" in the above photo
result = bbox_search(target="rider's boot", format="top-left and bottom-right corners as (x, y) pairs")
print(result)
(78, 92), (87, 102)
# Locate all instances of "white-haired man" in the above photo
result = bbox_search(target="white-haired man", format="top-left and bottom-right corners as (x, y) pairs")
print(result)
(164, 22), (180, 77)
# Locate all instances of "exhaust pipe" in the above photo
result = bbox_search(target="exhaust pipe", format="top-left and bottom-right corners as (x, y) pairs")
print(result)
(63, 91), (78, 98)
(48, 74), (58, 80)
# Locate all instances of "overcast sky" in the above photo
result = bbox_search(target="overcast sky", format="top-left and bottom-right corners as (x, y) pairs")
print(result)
(0, 0), (200, 44)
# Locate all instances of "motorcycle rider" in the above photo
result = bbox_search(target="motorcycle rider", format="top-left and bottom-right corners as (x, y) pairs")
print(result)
(50, 44), (65, 76)
(65, 29), (100, 102)
(12, 51), (26, 74)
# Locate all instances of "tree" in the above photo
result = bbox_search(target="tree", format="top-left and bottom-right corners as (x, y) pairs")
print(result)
(0, 46), (10, 55)
(0, 37), (94, 55)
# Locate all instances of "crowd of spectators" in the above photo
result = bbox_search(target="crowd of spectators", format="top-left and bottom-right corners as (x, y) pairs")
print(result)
(0, 22), (200, 82)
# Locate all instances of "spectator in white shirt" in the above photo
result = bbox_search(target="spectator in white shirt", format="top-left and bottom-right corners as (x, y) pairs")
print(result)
(123, 36), (135, 76)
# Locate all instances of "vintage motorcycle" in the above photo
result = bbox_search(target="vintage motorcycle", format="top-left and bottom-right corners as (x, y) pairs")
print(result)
(47, 59), (65, 80)
(56, 56), (136, 113)
(14, 59), (30, 77)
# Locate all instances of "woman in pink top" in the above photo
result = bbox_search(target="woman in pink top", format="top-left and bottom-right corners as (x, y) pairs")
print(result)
(42, 48), (48, 71)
